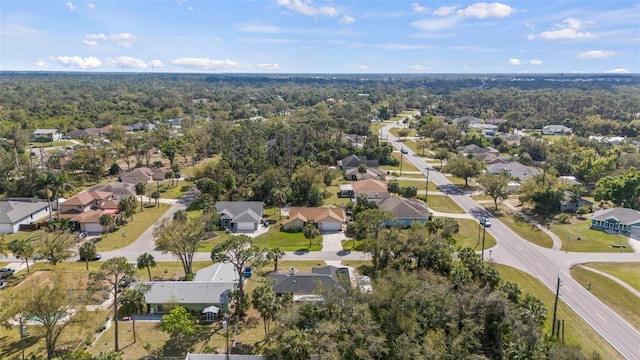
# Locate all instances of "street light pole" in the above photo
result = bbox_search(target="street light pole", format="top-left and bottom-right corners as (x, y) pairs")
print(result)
(481, 223), (487, 260)
(425, 168), (431, 204)
(19, 317), (25, 360)
(222, 314), (230, 360)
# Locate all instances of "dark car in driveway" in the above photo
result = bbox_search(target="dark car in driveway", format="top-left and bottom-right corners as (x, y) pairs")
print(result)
(79, 254), (102, 261)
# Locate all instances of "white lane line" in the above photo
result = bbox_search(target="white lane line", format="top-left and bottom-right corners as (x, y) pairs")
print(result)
(596, 313), (606, 322)
(537, 262), (544, 269)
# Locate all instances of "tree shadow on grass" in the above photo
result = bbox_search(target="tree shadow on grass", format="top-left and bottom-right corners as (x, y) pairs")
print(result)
(0, 333), (44, 359)
(160, 325), (214, 357)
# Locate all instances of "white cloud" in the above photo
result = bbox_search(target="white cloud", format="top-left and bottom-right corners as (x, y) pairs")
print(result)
(538, 18), (594, 40)
(277, 0), (338, 17)
(356, 65), (369, 70)
(529, 59), (543, 65)
(105, 56), (147, 69)
(408, 64), (430, 71)
(604, 68), (629, 73)
(148, 60), (164, 68)
(50, 56), (102, 70)
(433, 6), (457, 16)
(578, 50), (614, 59)
(526, 34), (536, 40)
(171, 57), (240, 70)
(256, 63), (282, 71)
(214, 38), (223, 43)
(84, 33), (137, 47)
(87, 3), (95, 8)
(508, 58), (521, 65)
(235, 23), (282, 33)
(340, 15), (355, 24)
(412, 3), (428, 13)
(457, 2), (515, 18)
(66, 2), (75, 11)
(411, 16), (459, 31)
(187, 6), (195, 11)
(33, 59), (48, 68)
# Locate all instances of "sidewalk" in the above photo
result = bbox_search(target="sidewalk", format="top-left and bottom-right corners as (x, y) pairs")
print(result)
(501, 201), (563, 250)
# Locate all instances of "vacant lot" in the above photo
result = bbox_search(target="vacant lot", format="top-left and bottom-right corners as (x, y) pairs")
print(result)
(550, 220), (632, 253)
(584, 262), (640, 292)
(95, 203), (170, 251)
(487, 207), (553, 248)
(427, 194), (465, 214)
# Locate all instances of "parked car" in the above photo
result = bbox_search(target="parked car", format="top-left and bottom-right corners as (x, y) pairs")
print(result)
(77, 232), (88, 239)
(480, 217), (492, 228)
(79, 253), (102, 261)
(0, 268), (15, 279)
(401, 148), (408, 154)
(242, 267), (253, 278)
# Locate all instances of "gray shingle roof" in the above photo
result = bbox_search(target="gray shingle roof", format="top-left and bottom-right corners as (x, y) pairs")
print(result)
(270, 266), (347, 295)
(215, 202), (264, 222)
(592, 208), (640, 225)
(488, 162), (540, 181)
(143, 281), (234, 305)
(338, 155), (379, 168)
(378, 197), (430, 219)
(0, 199), (49, 224)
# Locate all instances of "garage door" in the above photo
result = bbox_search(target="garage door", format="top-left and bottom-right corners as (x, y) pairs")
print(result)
(631, 226), (640, 240)
(320, 222), (342, 232)
(236, 222), (255, 231)
(83, 223), (104, 234)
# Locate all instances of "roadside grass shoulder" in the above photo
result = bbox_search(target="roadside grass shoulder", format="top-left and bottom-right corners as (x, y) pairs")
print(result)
(95, 204), (171, 251)
(454, 218), (496, 250)
(584, 262), (640, 292)
(550, 221), (632, 253)
(571, 265), (640, 333)
(380, 152), (420, 172)
(486, 206), (553, 248)
(427, 194), (465, 214)
(497, 264), (623, 360)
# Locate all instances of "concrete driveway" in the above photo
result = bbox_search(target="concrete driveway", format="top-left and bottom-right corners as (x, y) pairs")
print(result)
(321, 232), (347, 252)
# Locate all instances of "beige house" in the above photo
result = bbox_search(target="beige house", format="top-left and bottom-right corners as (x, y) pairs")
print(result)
(119, 167), (166, 184)
(282, 207), (346, 232)
(58, 190), (120, 233)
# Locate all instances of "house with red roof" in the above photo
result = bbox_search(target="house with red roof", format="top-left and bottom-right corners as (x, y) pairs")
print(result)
(58, 190), (120, 233)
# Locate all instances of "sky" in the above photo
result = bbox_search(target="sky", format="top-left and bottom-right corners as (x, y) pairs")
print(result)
(1, 0), (638, 73)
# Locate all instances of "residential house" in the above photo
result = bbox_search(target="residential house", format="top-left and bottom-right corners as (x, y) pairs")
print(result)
(377, 197), (431, 227)
(487, 162), (540, 182)
(215, 201), (264, 232)
(58, 190), (119, 233)
(589, 136), (627, 146)
(339, 184), (354, 198)
(456, 144), (499, 157)
(469, 123), (498, 137)
(542, 125), (572, 135)
(344, 166), (386, 181)
(0, 198), (50, 234)
(560, 191), (593, 212)
(590, 208), (640, 236)
(32, 129), (63, 142)
(119, 167), (166, 184)
(144, 262), (237, 318)
(337, 155), (379, 172)
(130, 122), (156, 131)
(452, 116), (481, 125)
(270, 266), (350, 302)
(282, 207), (346, 232)
(351, 179), (390, 202)
(66, 128), (102, 139)
(90, 182), (137, 200)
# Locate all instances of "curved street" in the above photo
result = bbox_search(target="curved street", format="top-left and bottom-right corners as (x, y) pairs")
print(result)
(380, 122), (640, 360)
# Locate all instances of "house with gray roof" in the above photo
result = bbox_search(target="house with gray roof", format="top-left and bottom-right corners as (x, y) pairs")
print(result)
(0, 198), (51, 234)
(488, 162), (540, 182)
(215, 201), (264, 232)
(590, 208), (640, 236)
(270, 266), (349, 301)
(560, 191), (593, 213)
(456, 144), (499, 157)
(452, 116), (481, 125)
(142, 262), (237, 318)
(344, 166), (386, 181)
(32, 129), (63, 142)
(90, 182), (137, 200)
(377, 197), (430, 227)
(337, 155), (379, 172)
(542, 125), (572, 135)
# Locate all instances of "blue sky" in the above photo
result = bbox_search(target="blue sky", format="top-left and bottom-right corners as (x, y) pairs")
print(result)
(1, 0), (638, 73)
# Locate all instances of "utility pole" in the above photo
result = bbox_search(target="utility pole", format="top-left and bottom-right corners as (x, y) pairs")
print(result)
(481, 223), (487, 260)
(400, 150), (403, 176)
(552, 276), (561, 337)
(425, 168), (431, 204)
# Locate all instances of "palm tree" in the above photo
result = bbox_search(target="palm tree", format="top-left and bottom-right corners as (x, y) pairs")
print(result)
(357, 164), (368, 180)
(99, 214), (115, 234)
(266, 247), (285, 272)
(135, 182), (146, 212)
(173, 209), (188, 224)
(137, 253), (157, 281)
(118, 286), (148, 343)
(79, 241), (97, 270)
(33, 174), (54, 220)
(303, 222), (320, 248)
(50, 173), (74, 219)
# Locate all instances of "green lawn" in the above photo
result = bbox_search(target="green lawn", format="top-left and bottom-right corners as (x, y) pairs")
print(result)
(454, 218), (496, 250)
(389, 127), (417, 138)
(444, 174), (468, 185)
(196, 231), (233, 252)
(388, 180), (440, 193)
(571, 265), (640, 333)
(157, 181), (194, 199)
(487, 207), (553, 248)
(342, 238), (366, 251)
(549, 220), (632, 253)
(93, 204), (170, 251)
(380, 152), (420, 173)
(400, 139), (431, 157)
(497, 264), (623, 359)
(426, 194), (465, 214)
(324, 184), (354, 206)
(582, 262), (640, 292)
(29, 140), (75, 148)
(253, 227), (323, 251)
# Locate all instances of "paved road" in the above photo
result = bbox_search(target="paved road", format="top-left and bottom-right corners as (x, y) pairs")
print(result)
(380, 122), (640, 360)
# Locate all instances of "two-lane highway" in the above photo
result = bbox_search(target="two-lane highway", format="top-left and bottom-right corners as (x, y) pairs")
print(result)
(381, 122), (640, 359)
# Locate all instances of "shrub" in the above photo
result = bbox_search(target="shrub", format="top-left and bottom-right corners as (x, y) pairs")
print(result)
(557, 213), (572, 224)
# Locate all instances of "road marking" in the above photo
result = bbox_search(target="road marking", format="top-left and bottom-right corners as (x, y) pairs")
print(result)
(536, 262), (544, 269)
(564, 286), (572, 294)
(596, 313), (606, 322)
(517, 245), (522, 250)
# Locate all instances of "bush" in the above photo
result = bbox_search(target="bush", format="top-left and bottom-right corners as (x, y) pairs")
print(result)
(557, 213), (572, 224)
